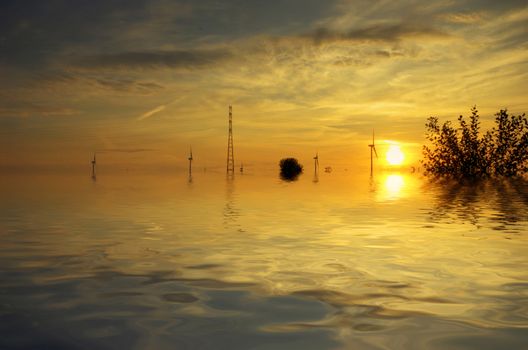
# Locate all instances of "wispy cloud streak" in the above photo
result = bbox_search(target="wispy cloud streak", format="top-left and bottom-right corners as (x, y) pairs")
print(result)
(138, 105), (166, 121)
(137, 96), (186, 121)
(302, 23), (449, 44)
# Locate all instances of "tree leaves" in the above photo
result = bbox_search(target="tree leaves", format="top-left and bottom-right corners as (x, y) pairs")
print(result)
(422, 107), (528, 179)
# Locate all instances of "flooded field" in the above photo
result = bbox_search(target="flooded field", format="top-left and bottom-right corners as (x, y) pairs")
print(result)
(1, 171), (527, 349)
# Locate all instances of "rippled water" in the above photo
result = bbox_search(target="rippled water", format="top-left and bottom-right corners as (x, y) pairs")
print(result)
(1, 170), (527, 349)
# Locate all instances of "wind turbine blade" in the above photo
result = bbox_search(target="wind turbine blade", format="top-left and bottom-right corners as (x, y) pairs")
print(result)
(373, 146), (378, 158)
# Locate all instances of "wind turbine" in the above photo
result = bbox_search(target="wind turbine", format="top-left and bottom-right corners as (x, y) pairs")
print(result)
(313, 152), (319, 183)
(368, 130), (378, 176)
(91, 153), (96, 180)
(188, 146), (193, 176)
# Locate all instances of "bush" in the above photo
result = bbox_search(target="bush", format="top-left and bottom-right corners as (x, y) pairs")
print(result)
(422, 106), (528, 179)
(279, 158), (303, 180)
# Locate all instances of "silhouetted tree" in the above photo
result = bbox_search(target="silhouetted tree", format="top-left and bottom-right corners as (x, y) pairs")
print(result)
(279, 158), (303, 180)
(422, 107), (528, 179)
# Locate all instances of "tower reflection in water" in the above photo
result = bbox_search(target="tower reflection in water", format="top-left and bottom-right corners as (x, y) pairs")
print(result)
(223, 174), (241, 230)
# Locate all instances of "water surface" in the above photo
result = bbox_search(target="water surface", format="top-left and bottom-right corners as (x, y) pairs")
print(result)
(1, 171), (527, 349)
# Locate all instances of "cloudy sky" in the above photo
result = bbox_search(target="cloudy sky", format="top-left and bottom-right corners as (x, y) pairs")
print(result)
(1, 0), (527, 172)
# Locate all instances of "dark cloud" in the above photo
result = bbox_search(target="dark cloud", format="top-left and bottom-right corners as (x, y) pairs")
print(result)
(330, 49), (406, 67)
(304, 23), (449, 44)
(461, 0), (527, 13)
(0, 0), (525, 71)
(0, 0), (336, 69)
(74, 49), (233, 70)
(0, 0), (151, 67)
(376, 49), (405, 58)
(94, 78), (164, 94)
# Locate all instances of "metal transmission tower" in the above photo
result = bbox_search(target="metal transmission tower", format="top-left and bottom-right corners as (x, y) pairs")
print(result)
(226, 105), (235, 174)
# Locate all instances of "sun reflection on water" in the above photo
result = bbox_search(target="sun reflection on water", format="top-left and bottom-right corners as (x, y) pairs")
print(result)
(1, 172), (527, 349)
(383, 174), (405, 200)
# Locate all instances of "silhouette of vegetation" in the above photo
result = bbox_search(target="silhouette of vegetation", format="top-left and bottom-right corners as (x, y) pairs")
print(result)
(280, 157), (303, 181)
(422, 107), (528, 179)
(426, 177), (528, 231)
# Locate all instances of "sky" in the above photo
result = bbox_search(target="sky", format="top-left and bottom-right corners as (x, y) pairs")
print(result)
(1, 0), (527, 173)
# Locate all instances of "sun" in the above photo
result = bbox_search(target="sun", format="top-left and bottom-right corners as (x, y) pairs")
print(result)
(386, 144), (404, 165)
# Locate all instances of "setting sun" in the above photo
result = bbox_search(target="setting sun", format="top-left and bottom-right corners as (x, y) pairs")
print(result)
(386, 145), (405, 165)
(2, 2), (528, 349)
